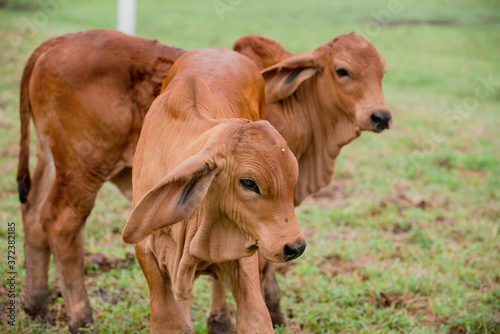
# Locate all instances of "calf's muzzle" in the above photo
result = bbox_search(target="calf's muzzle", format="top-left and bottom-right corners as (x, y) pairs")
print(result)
(283, 241), (307, 261)
(370, 111), (392, 132)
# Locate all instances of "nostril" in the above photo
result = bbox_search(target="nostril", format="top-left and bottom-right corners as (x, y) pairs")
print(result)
(298, 241), (306, 257)
(371, 112), (392, 130)
(283, 245), (296, 261)
(371, 113), (381, 125)
(284, 241), (307, 262)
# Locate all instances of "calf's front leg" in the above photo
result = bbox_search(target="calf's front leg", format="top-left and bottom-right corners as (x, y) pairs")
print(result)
(135, 244), (190, 333)
(258, 254), (286, 327)
(220, 254), (273, 333)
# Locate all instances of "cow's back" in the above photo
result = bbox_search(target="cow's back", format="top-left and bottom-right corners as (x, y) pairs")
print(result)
(161, 47), (266, 121)
(28, 30), (185, 171)
(133, 48), (266, 202)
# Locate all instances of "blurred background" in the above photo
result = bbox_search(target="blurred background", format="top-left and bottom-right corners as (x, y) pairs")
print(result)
(0, 0), (499, 332)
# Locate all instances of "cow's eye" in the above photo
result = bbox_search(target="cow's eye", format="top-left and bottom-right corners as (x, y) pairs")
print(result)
(336, 68), (350, 78)
(240, 179), (260, 194)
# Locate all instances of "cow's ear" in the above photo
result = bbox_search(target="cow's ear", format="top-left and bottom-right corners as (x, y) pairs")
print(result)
(261, 52), (320, 103)
(122, 153), (215, 244)
(233, 34), (290, 70)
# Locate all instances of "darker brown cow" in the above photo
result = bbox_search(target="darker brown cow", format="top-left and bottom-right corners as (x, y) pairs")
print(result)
(17, 30), (390, 332)
(123, 47), (305, 333)
(17, 30), (184, 332)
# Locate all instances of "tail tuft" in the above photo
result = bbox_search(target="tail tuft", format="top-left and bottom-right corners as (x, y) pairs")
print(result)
(18, 173), (31, 204)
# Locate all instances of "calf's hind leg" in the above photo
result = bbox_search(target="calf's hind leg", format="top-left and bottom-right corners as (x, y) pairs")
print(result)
(21, 157), (55, 323)
(40, 180), (101, 333)
(208, 281), (232, 334)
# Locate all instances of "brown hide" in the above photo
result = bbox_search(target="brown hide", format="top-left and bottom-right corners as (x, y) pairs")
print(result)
(18, 30), (185, 202)
(123, 48), (304, 333)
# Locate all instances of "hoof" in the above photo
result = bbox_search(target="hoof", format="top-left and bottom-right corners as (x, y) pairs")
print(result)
(270, 309), (286, 328)
(263, 276), (286, 328)
(207, 311), (232, 334)
(68, 311), (96, 334)
(25, 308), (55, 325)
(69, 321), (97, 334)
(23, 292), (55, 325)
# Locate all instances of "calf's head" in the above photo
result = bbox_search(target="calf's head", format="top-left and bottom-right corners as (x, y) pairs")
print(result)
(236, 33), (392, 133)
(122, 120), (305, 263)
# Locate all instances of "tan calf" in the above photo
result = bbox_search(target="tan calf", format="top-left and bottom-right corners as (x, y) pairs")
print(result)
(122, 48), (305, 333)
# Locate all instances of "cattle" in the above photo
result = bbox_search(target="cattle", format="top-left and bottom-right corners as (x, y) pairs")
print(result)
(122, 47), (305, 333)
(235, 33), (390, 206)
(17, 30), (185, 332)
(208, 33), (391, 329)
(17, 30), (390, 332)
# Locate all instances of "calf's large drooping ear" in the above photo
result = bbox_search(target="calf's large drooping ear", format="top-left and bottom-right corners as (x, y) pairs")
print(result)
(122, 153), (215, 244)
(261, 52), (320, 104)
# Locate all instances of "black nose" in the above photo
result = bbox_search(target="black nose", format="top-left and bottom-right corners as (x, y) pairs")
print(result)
(370, 112), (392, 131)
(284, 241), (306, 261)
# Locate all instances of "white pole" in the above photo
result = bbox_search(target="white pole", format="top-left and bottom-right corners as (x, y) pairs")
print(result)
(117, 0), (136, 36)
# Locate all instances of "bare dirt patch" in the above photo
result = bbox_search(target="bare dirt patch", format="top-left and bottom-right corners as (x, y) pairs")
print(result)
(302, 180), (350, 209)
(376, 291), (429, 309)
(408, 308), (449, 331)
(275, 262), (298, 276)
(13, 287), (68, 327)
(95, 287), (125, 305)
(0, 284), (11, 325)
(305, 178), (441, 212)
(379, 19), (457, 27)
(0, 0), (37, 11)
(373, 292), (466, 332)
(0, 144), (18, 158)
(284, 317), (307, 334)
(380, 181), (436, 210)
(318, 254), (375, 278)
(84, 251), (135, 275)
(456, 166), (484, 178)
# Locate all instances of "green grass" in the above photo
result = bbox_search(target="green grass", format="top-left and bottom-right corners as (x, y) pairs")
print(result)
(1, 0), (499, 332)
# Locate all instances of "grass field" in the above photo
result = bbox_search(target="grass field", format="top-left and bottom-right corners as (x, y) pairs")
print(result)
(1, 0), (499, 333)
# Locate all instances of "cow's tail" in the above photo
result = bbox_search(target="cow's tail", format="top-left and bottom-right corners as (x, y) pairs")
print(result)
(17, 38), (59, 204)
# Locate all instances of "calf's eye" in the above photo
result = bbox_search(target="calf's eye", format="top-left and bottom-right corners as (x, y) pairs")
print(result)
(336, 68), (350, 78)
(240, 179), (260, 194)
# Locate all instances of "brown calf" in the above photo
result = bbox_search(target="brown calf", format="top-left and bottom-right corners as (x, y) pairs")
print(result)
(123, 47), (305, 333)
(17, 30), (184, 332)
(235, 33), (391, 205)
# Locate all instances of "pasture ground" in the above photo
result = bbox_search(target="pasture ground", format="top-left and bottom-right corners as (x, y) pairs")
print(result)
(0, 0), (499, 332)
